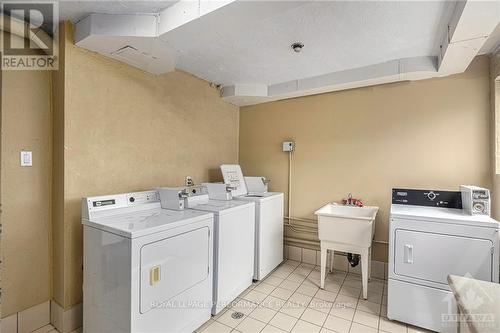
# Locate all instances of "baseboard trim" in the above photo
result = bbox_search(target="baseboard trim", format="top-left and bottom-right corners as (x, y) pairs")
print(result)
(50, 301), (82, 333)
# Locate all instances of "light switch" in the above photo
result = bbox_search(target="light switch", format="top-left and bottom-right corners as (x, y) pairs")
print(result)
(20, 151), (32, 167)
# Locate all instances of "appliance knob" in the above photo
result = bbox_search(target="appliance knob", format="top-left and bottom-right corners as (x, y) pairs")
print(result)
(129, 197), (135, 203)
(427, 192), (436, 201)
(473, 202), (485, 213)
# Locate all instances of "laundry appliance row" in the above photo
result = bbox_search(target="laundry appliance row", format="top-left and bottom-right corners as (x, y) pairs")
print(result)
(81, 165), (284, 333)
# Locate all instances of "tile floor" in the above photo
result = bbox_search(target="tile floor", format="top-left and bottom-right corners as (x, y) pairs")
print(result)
(31, 325), (82, 333)
(196, 260), (432, 333)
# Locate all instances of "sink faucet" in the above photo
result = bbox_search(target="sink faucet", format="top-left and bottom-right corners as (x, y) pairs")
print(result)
(343, 193), (364, 207)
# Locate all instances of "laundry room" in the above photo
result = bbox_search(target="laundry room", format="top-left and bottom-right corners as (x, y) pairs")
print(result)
(1, 1), (500, 333)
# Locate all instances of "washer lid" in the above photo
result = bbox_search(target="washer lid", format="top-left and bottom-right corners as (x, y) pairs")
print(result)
(188, 199), (254, 214)
(391, 204), (499, 228)
(83, 208), (213, 238)
(236, 192), (284, 203)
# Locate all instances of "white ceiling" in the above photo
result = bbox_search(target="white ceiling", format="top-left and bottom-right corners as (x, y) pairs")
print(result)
(168, 1), (451, 86)
(63, 0), (500, 105)
(59, 0), (178, 23)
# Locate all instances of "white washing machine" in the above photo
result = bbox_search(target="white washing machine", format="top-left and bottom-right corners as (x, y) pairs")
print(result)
(388, 188), (500, 333)
(220, 165), (284, 280)
(82, 190), (214, 333)
(184, 188), (256, 315)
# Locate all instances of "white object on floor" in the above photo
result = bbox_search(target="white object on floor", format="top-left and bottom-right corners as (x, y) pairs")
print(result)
(388, 188), (500, 333)
(221, 164), (284, 280)
(315, 203), (379, 300)
(82, 190), (214, 333)
(185, 190), (256, 315)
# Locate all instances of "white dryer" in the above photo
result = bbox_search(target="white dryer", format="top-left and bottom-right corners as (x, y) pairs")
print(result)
(221, 165), (284, 280)
(184, 190), (256, 315)
(388, 188), (500, 333)
(82, 190), (214, 333)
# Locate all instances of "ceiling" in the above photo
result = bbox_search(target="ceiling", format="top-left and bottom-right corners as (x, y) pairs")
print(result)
(60, 0), (500, 105)
(169, 1), (451, 86)
(59, 0), (179, 23)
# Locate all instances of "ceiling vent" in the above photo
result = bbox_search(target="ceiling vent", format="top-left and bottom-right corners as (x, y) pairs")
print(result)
(111, 46), (158, 67)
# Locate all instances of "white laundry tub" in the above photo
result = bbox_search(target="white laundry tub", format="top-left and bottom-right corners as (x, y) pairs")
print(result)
(315, 203), (379, 299)
(315, 204), (379, 247)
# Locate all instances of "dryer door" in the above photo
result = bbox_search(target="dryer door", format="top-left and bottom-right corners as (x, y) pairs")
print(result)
(140, 227), (210, 313)
(394, 229), (493, 286)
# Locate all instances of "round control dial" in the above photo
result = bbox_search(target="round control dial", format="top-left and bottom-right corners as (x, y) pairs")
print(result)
(427, 191), (436, 201)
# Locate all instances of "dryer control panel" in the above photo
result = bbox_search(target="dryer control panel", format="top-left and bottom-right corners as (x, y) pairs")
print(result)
(392, 188), (462, 209)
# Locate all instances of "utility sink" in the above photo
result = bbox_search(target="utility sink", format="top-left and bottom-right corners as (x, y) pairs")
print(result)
(315, 203), (379, 299)
(315, 204), (379, 247)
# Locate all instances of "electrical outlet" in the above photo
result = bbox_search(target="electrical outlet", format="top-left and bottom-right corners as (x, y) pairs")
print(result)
(282, 141), (295, 152)
(20, 151), (32, 167)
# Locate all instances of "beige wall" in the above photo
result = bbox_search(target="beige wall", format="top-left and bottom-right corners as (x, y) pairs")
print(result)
(491, 51), (500, 219)
(240, 56), (492, 262)
(53, 23), (239, 308)
(1, 33), (52, 316)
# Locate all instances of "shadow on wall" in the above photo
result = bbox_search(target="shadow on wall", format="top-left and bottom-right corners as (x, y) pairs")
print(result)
(208, 168), (224, 183)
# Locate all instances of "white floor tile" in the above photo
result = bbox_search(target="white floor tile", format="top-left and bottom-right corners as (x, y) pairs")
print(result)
(319, 328), (336, 333)
(291, 319), (321, 333)
(217, 311), (247, 328)
(296, 284), (319, 297)
(359, 291), (382, 304)
(236, 317), (266, 333)
(300, 308), (327, 327)
(314, 289), (337, 302)
(287, 273), (307, 283)
(262, 296), (286, 311)
(254, 283), (277, 295)
(329, 305), (355, 321)
(342, 280), (362, 290)
(356, 300), (380, 315)
(323, 315), (351, 333)
(261, 325), (288, 333)
(301, 277), (320, 288)
(264, 276), (285, 287)
(249, 307), (277, 323)
(270, 288), (294, 301)
(32, 325), (56, 333)
(279, 280), (301, 292)
(307, 298), (333, 314)
(231, 299), (259, 315)
(349, 322), (377, 333)
(202, 321), (233, 333)
(269, 312), (298, 332)
(352, 310), (379, 329)
(378, 317), (408, 333)
(370, 261), (385, 280)
(243, 290), (269, 304)
(288, 292), (313, 306)
(334, 295), (358, 309)
(279, 302), (307, 318)
(323, 280), (342, 293)
(339, 286), (361, 298)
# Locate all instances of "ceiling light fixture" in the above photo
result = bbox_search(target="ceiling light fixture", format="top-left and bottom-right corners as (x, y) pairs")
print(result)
(291, 42), (304, 53)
